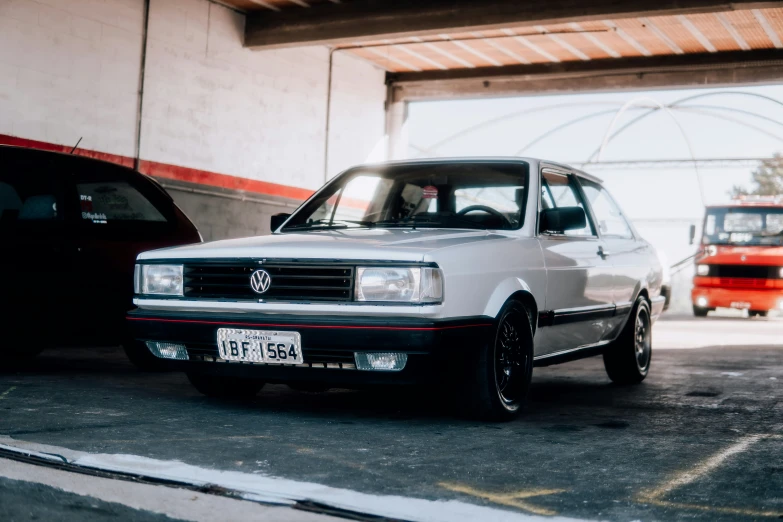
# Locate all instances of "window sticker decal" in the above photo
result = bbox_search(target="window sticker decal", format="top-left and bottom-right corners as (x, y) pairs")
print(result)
(422, 185), (438, 199)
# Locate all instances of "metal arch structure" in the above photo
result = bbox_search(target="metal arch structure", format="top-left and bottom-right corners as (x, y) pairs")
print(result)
(592, 95), (706, 203)
(583, 90), (783, 163)
(410, 101), (627, 158)
(413, 90), (783, 160)
(407, 90), (783, 204)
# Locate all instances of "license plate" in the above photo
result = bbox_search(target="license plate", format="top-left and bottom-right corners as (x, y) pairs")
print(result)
(730, 302), (751, 309)
(216, 328), (303, 365)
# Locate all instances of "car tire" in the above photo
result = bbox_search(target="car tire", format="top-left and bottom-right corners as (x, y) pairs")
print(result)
(462, 300), (534, 422)
(122, 340), (168, 372)
(604, 296), (652, 385)
(187, 373), (265, 399)
(692, 305), (709, 317)
(749, 310), (768, 318)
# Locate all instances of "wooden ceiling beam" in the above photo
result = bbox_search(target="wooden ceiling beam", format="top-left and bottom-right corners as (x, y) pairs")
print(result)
(388, 48), (783, 101)
(244, 0), (783, 49)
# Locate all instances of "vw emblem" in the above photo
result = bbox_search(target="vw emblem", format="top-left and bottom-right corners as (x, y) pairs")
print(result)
(250, 269), (271, 294)
(741, 255), (747, 262)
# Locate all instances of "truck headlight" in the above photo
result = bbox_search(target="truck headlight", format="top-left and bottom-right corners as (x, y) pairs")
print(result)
(135, 264), (184, 296)
(696, 264), (710, 276)
(355, 267), (443, 303)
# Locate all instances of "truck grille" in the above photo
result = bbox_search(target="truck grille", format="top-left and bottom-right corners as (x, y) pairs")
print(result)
(183, 262), (354, 302)
(711, 265), (781, 279)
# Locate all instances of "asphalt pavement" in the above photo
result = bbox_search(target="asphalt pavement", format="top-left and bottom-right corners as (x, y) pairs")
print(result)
(0, 314), (780, 521)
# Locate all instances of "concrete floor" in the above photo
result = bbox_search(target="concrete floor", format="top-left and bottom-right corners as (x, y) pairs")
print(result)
(0, 314), (780, 521)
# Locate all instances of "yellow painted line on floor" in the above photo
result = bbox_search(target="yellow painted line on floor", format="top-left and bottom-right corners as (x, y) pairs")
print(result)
(0, 387), (16, 400)
(638, 433), (782, 518)
(439, 482), (566, 516)
(644, 498), (783, 518)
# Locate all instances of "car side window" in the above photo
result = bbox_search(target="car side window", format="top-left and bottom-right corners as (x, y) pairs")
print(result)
(540, 171), (594, 237)
(0, 166), (64, 230)
(579, 179), (634, 239)
(77, 180), (166, 225)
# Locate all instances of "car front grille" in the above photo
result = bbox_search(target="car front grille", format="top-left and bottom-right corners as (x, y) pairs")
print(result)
(711, 264), (781, 279)
(183, 262), (354, 302)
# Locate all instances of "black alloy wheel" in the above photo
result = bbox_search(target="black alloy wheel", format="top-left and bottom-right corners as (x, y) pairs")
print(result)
(604, 296), (652, 385)
(633, 305), (652, 373)
(462, 300), (534, 421)
(494, 307), (531, 407)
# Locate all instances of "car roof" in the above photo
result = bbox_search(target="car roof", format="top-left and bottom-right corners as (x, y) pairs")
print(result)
(0, 144), (130, 169)
(0, 145), (173, 199)
(349, 156), (604, 184)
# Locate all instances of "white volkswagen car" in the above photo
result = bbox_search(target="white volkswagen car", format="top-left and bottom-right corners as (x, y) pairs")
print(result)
(129, 159), (665, 420)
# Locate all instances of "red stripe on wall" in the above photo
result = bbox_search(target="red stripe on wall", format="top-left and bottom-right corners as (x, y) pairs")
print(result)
(0, 134), (136, 168)
(137, 160), (314, 201)
(0, 134), (314, 202)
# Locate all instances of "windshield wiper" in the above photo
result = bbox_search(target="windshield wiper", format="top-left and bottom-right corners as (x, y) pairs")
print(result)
(284, 219), (375, 230)
(375, 214), (486, 229)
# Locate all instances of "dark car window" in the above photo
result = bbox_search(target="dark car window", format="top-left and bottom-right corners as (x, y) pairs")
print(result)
(0, 162), (64, 230)
(71, 163), (174, 237)
(77, 181), (166, 224)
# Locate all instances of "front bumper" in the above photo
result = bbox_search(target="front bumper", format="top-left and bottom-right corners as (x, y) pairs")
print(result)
(692, 281), (783, 311)
(127, 309), (493, 386)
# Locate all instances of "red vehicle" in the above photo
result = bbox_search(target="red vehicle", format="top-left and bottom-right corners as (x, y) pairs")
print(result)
(692, 196), (783, 317)
(0, 146), (201, 368)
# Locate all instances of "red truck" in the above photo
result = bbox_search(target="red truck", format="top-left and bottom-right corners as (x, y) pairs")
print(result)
(692, 196), (783, 317)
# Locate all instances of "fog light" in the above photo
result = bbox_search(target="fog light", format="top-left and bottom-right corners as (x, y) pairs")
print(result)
(146, 342), (188, 360)
(354, 352), (408, 371)
(696, 297), (709, 308)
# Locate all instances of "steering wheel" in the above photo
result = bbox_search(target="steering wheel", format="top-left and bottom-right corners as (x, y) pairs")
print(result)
(457, 205), (511, 227)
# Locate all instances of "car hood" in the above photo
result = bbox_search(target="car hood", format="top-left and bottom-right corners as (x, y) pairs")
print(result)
(137, 228), (516, 262)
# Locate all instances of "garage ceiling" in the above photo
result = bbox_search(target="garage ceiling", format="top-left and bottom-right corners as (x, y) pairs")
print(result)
(344, 9), (783, 73)
(218, 0), (783, 100)
(220, 1), (783, 71)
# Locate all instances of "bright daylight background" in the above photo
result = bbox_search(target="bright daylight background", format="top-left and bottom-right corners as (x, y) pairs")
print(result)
(406, 84), (783, 312)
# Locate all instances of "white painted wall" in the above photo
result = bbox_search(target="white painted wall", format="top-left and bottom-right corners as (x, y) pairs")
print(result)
(0, 0), (144, 156)
(0, 0), (387, 190)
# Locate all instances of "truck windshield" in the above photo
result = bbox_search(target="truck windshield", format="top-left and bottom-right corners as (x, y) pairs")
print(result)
(703, 207), (783, 246)
(282, 162), (529, 231)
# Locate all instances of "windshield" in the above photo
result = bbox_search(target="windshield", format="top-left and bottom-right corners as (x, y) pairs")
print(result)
(282, 162), (529, 231)
(702, 206), (783, 246)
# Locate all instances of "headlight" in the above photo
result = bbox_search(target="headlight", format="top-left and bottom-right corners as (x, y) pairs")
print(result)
(135, 264), (184, 296)
(779, 267), (783, 278)
(696, 264), (710, 276)
(355, 267), (443, 303)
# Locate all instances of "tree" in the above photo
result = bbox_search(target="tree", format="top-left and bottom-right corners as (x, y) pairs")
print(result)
(730, 153), (783, 198)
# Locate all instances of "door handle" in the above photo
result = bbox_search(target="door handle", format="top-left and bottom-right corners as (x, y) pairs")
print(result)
(598, 246), (611, 258)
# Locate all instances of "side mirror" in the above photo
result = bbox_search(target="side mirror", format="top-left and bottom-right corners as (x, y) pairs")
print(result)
(270, 213), (291, 231)
(689, 224), (696, 245)
(540, 206), (587, 233)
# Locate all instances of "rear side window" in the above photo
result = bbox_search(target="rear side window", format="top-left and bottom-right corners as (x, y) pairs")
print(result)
(579, 179), (634, 239)
(77, 181), (166, 224)
(0, 160), (63, 229)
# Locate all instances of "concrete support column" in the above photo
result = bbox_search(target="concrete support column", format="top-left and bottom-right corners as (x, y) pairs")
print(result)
(385, 85), (409, 161)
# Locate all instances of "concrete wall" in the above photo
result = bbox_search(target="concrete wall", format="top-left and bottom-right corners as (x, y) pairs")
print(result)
(0, 0), (388, 241)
